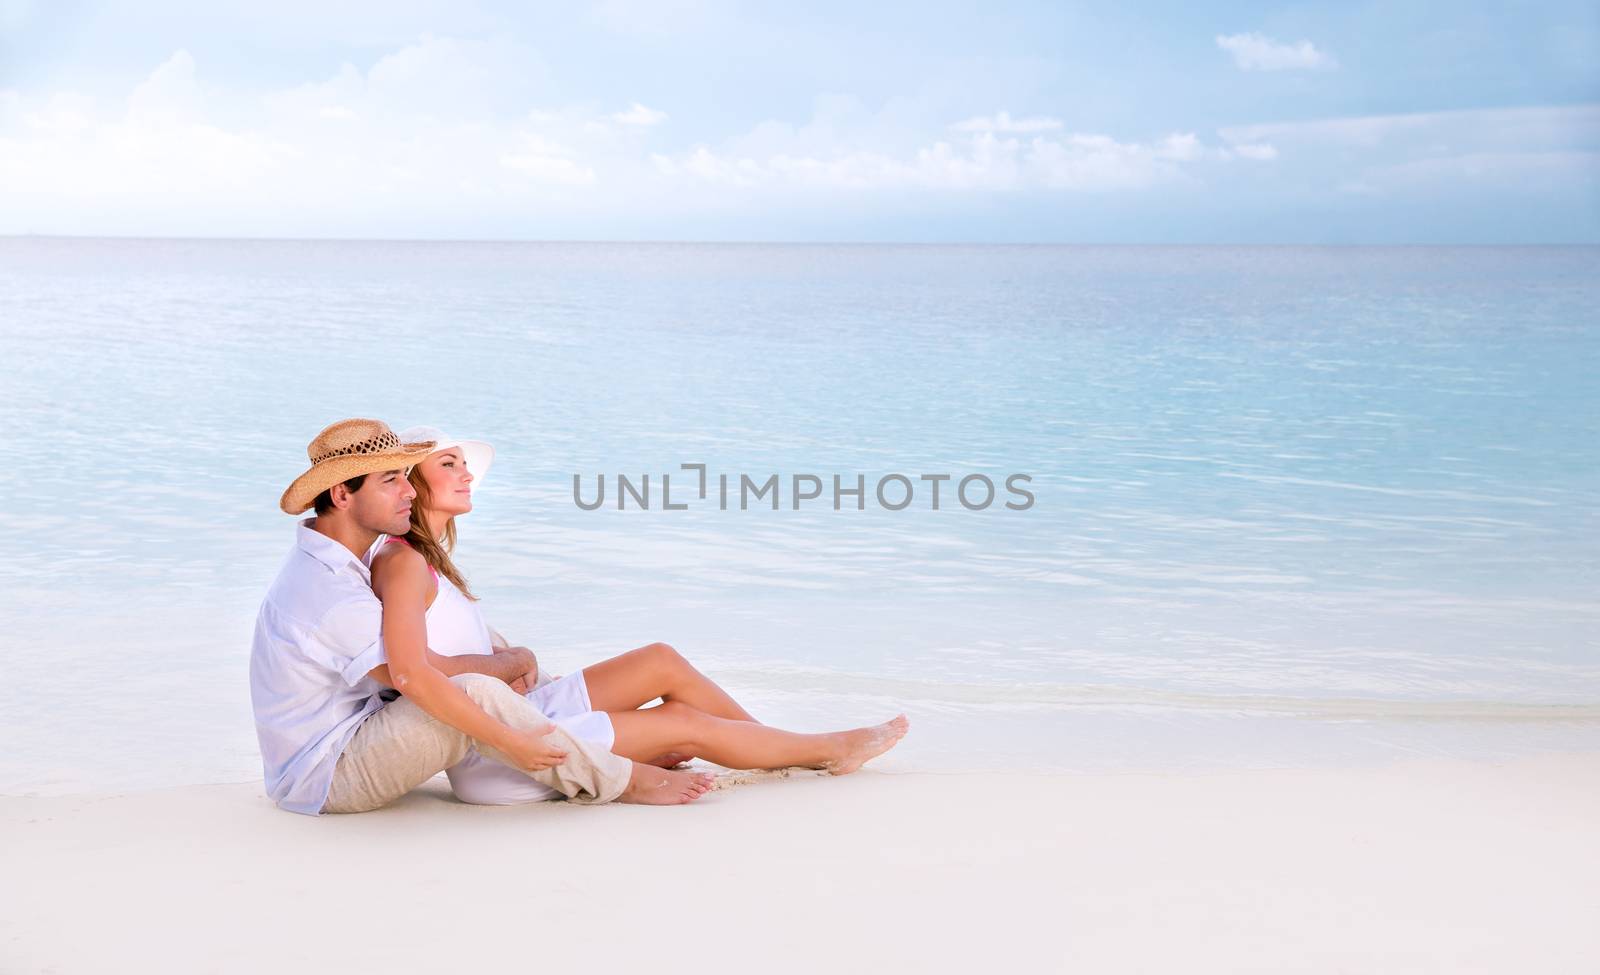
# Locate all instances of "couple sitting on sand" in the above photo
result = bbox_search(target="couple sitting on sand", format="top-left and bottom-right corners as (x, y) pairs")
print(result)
(249, 418), (909, 815)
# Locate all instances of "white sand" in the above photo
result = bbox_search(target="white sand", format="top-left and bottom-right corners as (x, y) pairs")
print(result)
(3, 754), (1597, 973)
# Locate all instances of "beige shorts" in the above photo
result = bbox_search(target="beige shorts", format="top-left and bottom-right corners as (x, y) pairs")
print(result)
(323, 672), (632, 814)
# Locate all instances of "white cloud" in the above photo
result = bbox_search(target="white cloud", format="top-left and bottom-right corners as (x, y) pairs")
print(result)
(361, 35), (530, 116)
(1218, 104), (1600, 198)
(951, 111), (1064, 134)
(1, 35), (1588, 238)
(0, 43), (646, 234)
(262, 35), (551, 124)
(1216, 32), (1336, 71)
(1218, 104), (1600, 150)
(642, 95), (1268, 195)
(1154, 132), (1201, 161)
(720, 93), (917, 160)
(127, 49), (203, 125)
(0, 41), (1281, 237)
(611, 102), (668, 126)
(16, 92), (96, 135)
(498, 135), (597, 185)
(1349, 150), (1599, 194)
(1230, 142), (1278, 161)
(656, 125), (1250, 193)
(500, 153), (597, 185)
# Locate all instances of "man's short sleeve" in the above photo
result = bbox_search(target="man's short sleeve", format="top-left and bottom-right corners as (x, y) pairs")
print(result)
(317, 595), (388, 687)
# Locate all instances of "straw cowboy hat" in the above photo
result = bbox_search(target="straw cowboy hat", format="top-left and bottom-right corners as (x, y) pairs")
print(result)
(279, 418), (437, 515)
(396, 425), (495, 491)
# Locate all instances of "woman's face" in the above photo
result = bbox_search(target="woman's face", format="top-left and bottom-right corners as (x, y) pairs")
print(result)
(417, 447), (474, 517)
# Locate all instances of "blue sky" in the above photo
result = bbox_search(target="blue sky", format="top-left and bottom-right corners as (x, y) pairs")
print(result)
(1, 0), (1596, 242)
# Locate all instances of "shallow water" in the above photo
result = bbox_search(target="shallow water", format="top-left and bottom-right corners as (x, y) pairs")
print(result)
(1, 239), (1596, 794)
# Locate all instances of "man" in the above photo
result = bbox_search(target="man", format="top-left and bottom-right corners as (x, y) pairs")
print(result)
(250, 418), (714, 815)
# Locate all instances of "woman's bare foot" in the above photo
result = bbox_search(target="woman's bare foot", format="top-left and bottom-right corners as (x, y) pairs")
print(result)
(823, 715), (910, 775)
(647, 751), (695, 769)
(617, 762), (716, 805)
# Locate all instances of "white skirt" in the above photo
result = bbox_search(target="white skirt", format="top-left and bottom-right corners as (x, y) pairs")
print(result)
(445, 671), (617, 805)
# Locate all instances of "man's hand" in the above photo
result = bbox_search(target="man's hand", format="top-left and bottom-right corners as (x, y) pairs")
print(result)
(499, 724), (567, 772)
(491, 644), (538, 693)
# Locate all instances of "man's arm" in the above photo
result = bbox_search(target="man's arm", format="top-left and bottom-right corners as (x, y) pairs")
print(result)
(431, 646), (526, 680)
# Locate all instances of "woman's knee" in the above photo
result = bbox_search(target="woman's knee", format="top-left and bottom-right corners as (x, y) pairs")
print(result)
(645, 641), (689, 672)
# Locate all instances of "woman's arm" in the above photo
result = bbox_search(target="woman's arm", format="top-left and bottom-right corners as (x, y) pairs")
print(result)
(370, 546), (565, 771)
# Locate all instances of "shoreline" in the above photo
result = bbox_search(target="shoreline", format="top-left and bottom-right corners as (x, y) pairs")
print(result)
(5, 752), (1597, 973)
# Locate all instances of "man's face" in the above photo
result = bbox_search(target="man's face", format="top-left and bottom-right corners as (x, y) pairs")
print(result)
(346, 468), (416, 536)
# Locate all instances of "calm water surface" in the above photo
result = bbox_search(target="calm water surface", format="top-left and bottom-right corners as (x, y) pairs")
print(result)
(1, 239), (1596, 794)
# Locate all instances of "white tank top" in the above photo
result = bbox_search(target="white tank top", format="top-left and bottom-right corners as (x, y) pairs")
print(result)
(384, 538), (491, 657)
(427, 571), (493, 657)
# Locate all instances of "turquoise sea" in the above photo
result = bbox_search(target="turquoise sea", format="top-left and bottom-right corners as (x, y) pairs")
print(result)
(1, 239), (1596, 795)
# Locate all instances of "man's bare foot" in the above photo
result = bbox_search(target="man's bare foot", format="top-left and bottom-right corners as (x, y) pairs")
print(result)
(618, 762), (716, 805)
(647, 751), (695, 769)
(822, 714), (910, 775)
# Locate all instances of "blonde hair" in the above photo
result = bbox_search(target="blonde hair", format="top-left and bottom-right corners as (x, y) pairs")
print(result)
(402, 464), (477, 601)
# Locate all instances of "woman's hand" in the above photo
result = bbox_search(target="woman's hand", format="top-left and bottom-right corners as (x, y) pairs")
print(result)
(497, 723), (568, 771)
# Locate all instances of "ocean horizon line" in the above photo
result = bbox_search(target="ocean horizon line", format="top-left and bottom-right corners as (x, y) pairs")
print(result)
(4, 234), (1598, 249)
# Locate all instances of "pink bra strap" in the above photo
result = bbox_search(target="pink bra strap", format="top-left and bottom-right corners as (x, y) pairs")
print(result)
(383, 536), (439, 581)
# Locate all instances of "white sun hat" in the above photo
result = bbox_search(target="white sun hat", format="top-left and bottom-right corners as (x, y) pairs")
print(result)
(396, 425), (495, 491)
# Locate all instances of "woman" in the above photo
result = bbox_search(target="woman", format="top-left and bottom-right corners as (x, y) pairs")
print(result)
(369, 426), (909, 805)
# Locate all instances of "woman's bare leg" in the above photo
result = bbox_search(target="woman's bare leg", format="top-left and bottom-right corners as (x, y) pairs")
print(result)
(582, 642), (759, 723)
(608, 701), (908, 774)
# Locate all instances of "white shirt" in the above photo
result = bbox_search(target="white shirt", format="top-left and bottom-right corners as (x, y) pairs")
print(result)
(249, 520), (390, 815)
